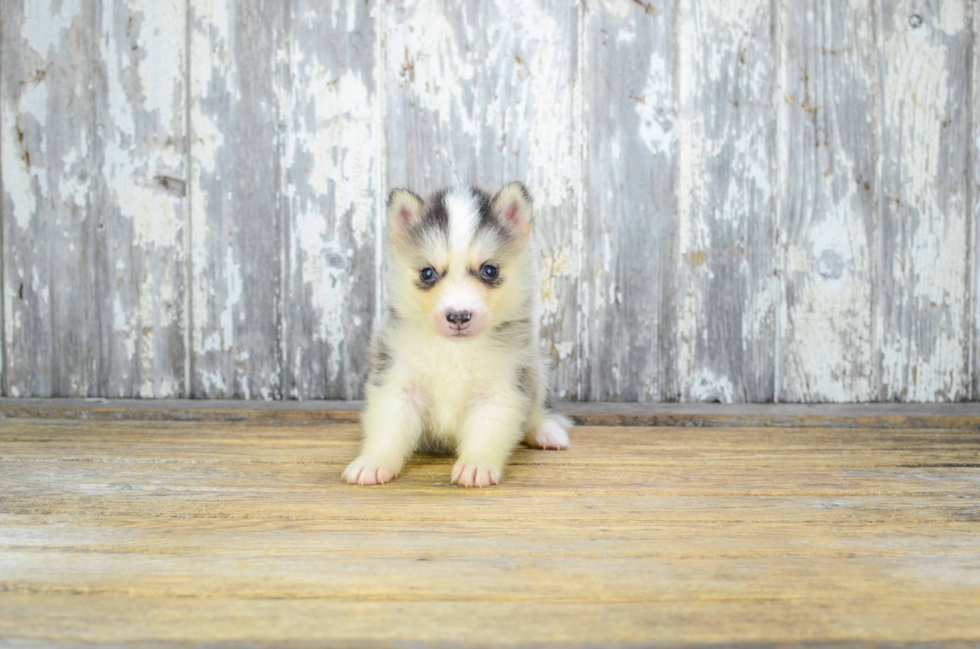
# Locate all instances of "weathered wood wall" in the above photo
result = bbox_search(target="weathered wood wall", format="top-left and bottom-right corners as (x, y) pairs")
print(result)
(1, 0), (977, 402)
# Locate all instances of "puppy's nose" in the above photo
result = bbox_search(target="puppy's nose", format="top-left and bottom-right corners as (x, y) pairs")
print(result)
(446, 310), (472, 325)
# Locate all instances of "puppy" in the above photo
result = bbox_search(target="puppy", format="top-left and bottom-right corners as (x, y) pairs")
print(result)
(342, 182), (571, 487)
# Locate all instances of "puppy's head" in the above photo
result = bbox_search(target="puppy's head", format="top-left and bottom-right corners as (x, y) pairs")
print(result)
(386, 183), (534, 340)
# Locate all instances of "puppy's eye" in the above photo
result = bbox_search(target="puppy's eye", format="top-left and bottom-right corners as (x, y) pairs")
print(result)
(419, 267), (437, 283)
(480, 264), (499, 280)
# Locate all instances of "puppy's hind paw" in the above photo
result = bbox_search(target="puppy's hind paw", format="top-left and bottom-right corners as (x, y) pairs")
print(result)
(524, 418), (570, 450)
(451, 461), (502, 488)
(342, 456), (397, 486)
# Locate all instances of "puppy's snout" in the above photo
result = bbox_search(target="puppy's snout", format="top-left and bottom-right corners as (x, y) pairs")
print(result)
(446, 310), (472, 326)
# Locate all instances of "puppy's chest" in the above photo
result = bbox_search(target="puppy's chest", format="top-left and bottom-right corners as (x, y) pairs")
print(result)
(396, 337), (518, 415)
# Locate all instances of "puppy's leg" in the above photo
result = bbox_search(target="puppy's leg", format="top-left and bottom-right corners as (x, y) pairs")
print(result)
(452, 400), (525, 488)
(342, 384), (423, 486)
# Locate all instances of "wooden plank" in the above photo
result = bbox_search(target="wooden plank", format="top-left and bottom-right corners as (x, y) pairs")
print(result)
(675, 0), (777, 402)
(973, 1), (980, 401)
(188, 0), (284, 399)
(0, 0), (100, 396)
(582, 0), (675, 401)
(776, 0), (877, 402)
(1, 0), (978, 406)
(0, 398), (978, 428)
(3, 596), (980, 647)
(280, 0), (378, 400)
(384, 0), (581, 398)
(1, 418), (979, 645)
(876, 0), (972, 401)
(94, 0), (187, 397)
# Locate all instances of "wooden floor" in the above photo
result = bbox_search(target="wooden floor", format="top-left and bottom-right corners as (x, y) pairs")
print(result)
(1, 403), (979, 647)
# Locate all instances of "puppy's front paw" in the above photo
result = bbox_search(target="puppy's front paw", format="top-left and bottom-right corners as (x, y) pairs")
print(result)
(525, 419), (570, 450)
(342, 456), (398, 486)
(451, 461), (502, 488)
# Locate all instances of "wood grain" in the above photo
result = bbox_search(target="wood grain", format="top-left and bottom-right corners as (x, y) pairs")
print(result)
(2, 416), (979, 646)
(95, 0), (188, 398)
(582, 0), (675, 402)
(1, 0), (100, 397)
(2, 2), (979, 403)
(876, 0), (972, 401)
(188, 0), (285, 399)
(972, 1), (979, 401)
(675, 0), (778, 402)
(2, 398), (979, 429)
(280, 0), (379, 400)
(776, 0), (877, 402)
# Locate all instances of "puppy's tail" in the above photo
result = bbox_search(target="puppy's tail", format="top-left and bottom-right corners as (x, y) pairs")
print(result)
(524, 411), (572, 450)
(547, 412), (573, 431)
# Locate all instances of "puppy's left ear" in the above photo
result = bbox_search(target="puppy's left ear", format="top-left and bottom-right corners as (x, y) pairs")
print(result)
(492, 182), (533, 239)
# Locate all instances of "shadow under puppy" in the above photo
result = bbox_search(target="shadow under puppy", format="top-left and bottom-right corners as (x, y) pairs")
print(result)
(343, 182), (571, 487)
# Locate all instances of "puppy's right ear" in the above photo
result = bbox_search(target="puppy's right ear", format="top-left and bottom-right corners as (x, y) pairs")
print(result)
(387, 189), (424, 238)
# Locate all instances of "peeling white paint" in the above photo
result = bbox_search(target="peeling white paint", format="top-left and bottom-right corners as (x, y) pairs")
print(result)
(58, 147), (89, 208)
(113, 295), (137, 363)
(118, 182), (182, 248)
(277, 0), (380, 397)
(636, 51), (673, 156)
(933, 1), (966, 36)
(131, 0), (185, 127)
(285, 63), (374, 243)
(1, 106), (39, 230)
(877, 4), (969, 401)
(506, 2), (577, 211)
(689, 369), (735, 403)
(388, 1), (477, 140)
(539, 244), (574, 324)
(554, 341), (574, 361)
(675, 0), (775, 401)
(2, 0), (975, 402)
(220, 242), (242, 354)
(92, 0), (187, 397)
(189, 0), (233, 376)
(22, 0), (83, 57)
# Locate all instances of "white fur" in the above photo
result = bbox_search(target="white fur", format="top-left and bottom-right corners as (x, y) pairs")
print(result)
(445, 186), (479, 254)
(342, 184), (572, 488)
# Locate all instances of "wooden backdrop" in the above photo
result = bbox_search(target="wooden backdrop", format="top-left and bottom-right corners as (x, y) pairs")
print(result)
(1, 0), (977, 402)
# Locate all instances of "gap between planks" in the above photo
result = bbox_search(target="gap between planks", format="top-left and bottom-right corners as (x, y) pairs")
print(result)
(0, 398), (977, 429)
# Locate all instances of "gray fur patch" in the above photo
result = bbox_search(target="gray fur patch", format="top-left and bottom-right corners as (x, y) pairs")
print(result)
(491, 317), (531, 344)
(407, 189), (449, 245)
(472, 187), (507, 241)
(516, 365), (533, 397)
(369, 340), (393, 386)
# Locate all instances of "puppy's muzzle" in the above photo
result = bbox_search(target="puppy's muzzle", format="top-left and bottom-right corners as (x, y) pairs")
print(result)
(445, 310), (472, 331)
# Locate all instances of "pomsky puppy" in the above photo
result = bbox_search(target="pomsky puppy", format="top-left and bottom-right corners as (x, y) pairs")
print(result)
(342, 182), (571, 487)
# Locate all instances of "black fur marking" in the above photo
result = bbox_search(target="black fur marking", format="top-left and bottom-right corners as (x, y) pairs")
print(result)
(473, 187), (508, 240)
(514, 182), (533, 204)
(369, 340), (393, 386)
(491, 317), (531, 345)
(493, 318), (530, 335)
(407, 189), (449, 246)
